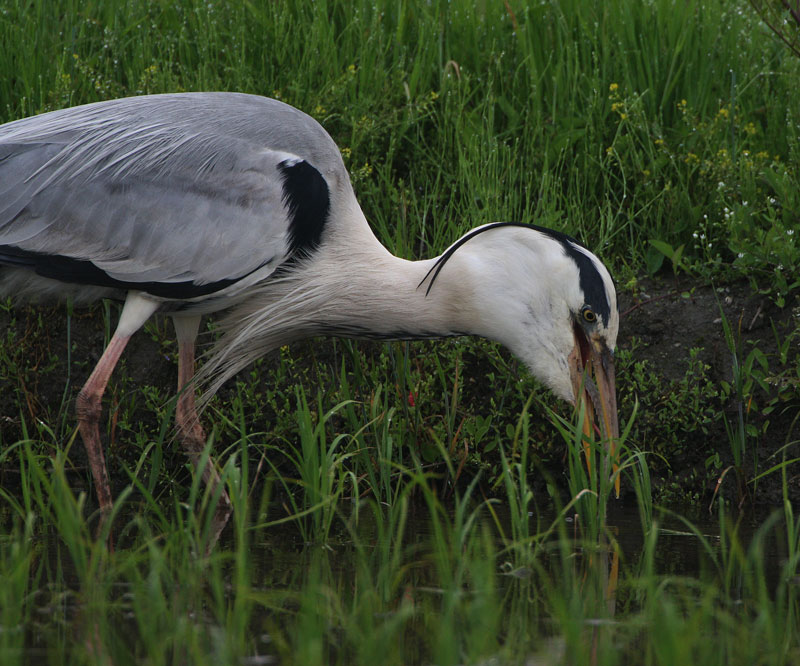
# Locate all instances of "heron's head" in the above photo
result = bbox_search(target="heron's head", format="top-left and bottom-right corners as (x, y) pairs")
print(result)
(425, 223), (619, 442)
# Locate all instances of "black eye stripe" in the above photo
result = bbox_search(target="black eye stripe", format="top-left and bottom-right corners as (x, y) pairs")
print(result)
(418, 223), (614, 329)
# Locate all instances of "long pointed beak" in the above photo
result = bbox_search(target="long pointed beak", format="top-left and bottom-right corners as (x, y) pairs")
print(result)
(568, 326), (620, 496)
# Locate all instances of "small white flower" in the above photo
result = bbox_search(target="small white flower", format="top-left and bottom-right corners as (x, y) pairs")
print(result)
(737, 252), (744, 258)
(787, 230), (795, 236)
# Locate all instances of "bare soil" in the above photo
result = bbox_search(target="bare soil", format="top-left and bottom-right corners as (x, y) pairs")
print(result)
(617, 277), (800, 508)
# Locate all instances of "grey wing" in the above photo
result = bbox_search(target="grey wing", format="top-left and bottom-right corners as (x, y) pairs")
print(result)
(0, 94), (335, 300)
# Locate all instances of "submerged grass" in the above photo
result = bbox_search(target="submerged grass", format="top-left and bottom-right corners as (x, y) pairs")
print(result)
(1, 0), (800, 663)
(1, 400), (799, 664)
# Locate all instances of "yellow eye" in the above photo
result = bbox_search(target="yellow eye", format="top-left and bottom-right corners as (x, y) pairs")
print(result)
(582, 307), (596, 323)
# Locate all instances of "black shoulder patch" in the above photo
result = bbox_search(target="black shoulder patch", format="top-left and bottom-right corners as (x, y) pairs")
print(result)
(0, 245), (263, 299)
(278, 159), (330, 258)
(558, 242), (611, 327)
(418, 221), (613, 326)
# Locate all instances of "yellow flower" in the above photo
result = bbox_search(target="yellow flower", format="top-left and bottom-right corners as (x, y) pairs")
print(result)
(609, 83), (619, 91)
(655, 138), (665, 146)
(606, 146), (614, 155)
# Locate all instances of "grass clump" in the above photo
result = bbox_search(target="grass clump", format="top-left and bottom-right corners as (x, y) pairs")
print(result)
(2, 401), (799, 664)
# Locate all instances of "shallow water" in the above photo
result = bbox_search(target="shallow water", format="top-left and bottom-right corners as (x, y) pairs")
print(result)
(5, 496), (791, 665)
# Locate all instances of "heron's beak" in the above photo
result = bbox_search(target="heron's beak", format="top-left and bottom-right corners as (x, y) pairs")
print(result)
(568, 323), (620, 497)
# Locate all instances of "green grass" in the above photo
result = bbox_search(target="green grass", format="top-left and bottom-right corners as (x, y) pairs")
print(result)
(2, 0), (798, 278)
(1, 0), (800, 663)
(1, 401), (799, 664)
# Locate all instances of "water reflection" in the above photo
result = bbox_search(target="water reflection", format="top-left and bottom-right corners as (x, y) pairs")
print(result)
(7, 496), (792, 664)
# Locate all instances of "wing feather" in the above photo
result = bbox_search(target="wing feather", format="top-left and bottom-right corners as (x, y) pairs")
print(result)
(0, 93), (342, 295)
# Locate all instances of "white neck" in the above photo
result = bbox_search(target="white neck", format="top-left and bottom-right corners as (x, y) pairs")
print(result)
(221, 242), (473, 345)
(296, 247), (475, 340)
(199, 224), (477, 397)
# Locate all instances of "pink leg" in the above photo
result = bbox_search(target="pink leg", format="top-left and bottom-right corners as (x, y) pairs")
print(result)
(76, 293), (160, 512)
(76, 333), (131, 512)
(173, 317), (232, 528)
(174, 317), (205, 452)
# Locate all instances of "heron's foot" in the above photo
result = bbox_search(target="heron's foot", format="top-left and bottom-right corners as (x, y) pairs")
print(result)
(197, 456), (233, 554)
(205, 493), (233, 555)
(76, 392), (114, 513)
(179, 426), (233, 552)
(75, 332), (131, 515)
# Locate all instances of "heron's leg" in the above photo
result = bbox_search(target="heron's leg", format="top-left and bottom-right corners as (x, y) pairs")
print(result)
(173, 315), (204, 450)
(76, 293), (159, 512)
(76, 334), (130, 511)
(172, 315), (232, 525)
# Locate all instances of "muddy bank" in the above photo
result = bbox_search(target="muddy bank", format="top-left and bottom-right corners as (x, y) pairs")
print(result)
(616, 278), (799, 507)
(619, 278), (789, 383)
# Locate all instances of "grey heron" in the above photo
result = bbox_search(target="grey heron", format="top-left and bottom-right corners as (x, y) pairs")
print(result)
(0, 92), (619, 519)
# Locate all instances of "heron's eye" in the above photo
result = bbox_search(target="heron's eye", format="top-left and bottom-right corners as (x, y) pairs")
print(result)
(581, 307), (596, 323)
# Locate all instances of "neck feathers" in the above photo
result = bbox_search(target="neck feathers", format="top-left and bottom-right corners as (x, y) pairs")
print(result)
(197, 241), (467, 401)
